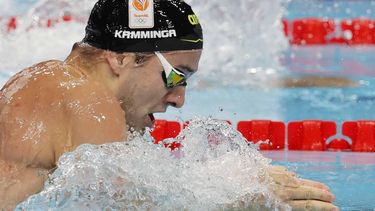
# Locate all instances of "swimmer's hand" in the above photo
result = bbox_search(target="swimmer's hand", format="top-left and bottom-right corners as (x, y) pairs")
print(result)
(269, 165), (339, 211)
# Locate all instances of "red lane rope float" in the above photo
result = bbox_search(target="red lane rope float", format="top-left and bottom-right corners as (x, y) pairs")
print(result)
(6, 16), (17, 32)
(342, 120), (375, 152)
(289, 18), (335, 45)
(327, 138), (351, 151)
(284, 18), (375, 45)
(46, 15), (74, 28)
(150, 120), (181, 150)
(340, 19), (375, 45)
(237, 120), (285, 150)
(1, 15), (75, 32)
(124, 119), (375, 152)
(287, 120), (337, 151)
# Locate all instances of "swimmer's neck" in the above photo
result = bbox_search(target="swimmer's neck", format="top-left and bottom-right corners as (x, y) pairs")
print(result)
(63, 50), (119, 95)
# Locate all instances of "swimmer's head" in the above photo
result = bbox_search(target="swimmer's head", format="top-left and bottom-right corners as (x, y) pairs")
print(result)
(82, 0), (203, 53)
(76, 0), (203, 132)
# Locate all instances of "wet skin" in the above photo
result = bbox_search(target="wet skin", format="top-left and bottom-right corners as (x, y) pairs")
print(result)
(0, 49), (201, 209)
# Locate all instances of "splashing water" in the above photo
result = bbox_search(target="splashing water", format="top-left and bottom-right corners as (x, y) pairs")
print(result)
(24, 0), (96, 19)
(0, 0), (288, 87)
(16, 118), (289, 210)
(187, 0), (289, 87)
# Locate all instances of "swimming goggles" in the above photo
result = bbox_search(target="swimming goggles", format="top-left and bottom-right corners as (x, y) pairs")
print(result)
(155, 52), (193, 89)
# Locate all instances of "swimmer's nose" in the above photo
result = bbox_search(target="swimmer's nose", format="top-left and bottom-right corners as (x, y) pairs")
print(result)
(165, 86), (186, 108)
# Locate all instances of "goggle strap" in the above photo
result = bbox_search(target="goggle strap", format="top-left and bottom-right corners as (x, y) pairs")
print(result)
(155, 52), (173, 76)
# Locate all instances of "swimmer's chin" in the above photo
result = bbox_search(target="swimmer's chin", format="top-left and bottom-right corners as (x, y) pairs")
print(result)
(127, 113), (156, 134)
(144, 113), (155, 128)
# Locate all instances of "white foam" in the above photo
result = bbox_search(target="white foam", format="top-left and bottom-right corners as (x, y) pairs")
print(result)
(0, 23), (84, 73)
(17, 118), (289, 210)
(186, 0), (289, 86)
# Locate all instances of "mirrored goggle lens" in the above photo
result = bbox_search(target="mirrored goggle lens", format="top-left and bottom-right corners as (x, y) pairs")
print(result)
(163, 69), (186, 88)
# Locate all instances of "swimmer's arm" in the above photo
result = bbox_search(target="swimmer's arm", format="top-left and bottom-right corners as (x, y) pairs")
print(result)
(0, 160), (49, 210)
(263, 166), (338, 211)
(225, 166), (338, 211)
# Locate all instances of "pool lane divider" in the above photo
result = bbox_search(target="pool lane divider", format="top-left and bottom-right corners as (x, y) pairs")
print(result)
(283, 18), (375, 45)
(288, 120), (336, 151)
(0, 15), (74, 32)
(150, 120), (181, 151)
(151, 119), (375, 152)
(2, 16), (375, 45)
(237, 120), (285, 150)
(342, 121), (375, 152)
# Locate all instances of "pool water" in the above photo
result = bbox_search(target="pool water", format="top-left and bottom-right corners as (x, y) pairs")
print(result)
(1, 0), (375, 210)
(285, 0), (375, 19)
(265, 151), (375, 211)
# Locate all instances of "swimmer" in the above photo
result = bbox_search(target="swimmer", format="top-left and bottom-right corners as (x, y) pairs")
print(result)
(0, 0), (338, 210)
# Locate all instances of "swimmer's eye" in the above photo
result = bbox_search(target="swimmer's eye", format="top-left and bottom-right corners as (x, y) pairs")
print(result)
(155, 52), (192, 89)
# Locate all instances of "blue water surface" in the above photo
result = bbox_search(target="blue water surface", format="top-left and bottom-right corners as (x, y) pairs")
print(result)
(265, 151), (375, 211)
(285, 0), (375, 19)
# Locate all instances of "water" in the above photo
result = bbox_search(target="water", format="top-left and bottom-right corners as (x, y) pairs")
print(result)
(285, 0), (375, 19)
(0, 0), (375, 210)
(265, 151), (375, 211)
(16, 118), (288, 210)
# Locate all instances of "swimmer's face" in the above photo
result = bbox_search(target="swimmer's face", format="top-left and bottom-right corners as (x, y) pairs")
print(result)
(118, 50), (202, 132)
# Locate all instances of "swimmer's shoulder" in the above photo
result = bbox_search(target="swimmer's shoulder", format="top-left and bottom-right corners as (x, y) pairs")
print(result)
(1, 60), (63, 90)
(14, 60), (87, 92)
(24, 60), (63, 73)
(60, 69), (127, 145)
(0, 60), (69, 166)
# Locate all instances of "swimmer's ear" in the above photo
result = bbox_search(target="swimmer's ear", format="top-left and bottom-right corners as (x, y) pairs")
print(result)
(104, 52), (134, 76)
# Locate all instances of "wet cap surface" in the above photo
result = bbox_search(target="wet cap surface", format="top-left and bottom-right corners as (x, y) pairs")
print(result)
(83, 0), (203, 52)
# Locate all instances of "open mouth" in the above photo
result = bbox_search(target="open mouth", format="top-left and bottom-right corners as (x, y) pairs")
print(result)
(145, 113), (155, 128)
(148, 113), (155, 122)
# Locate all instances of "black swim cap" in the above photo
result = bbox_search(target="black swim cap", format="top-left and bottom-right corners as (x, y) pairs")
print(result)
(82, 0), (203, 52)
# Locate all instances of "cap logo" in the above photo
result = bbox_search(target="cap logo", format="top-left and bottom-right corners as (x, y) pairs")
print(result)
(188, 14), (199, 25)
(129, 0), (154, 29)
(132, 0), (149, 12)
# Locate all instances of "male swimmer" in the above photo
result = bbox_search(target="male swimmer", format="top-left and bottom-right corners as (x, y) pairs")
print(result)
(0, 0), (338, 210)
